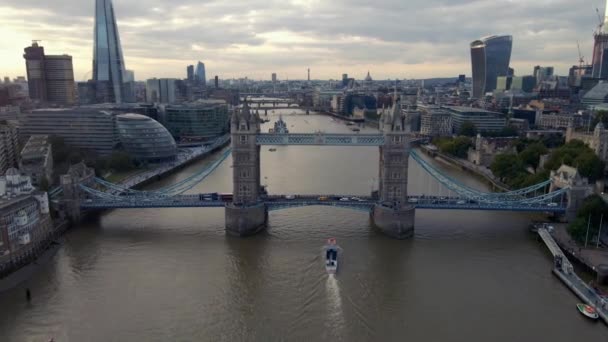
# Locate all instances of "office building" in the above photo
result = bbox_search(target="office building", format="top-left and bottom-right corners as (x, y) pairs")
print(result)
(124, 70), (135, 82)
(0, 122), (19, 175)
(23, 42), (76, 106)
(272, 73), (277, 83)
(93, 0), (127, 103)
(187, 65), (194, 81)
(194, 61), (206, 86)
(116, 114), (177, 163)
(420, 105), (452, 136)
(593, 2), (608, 79)
(582, 81), (608, 108)
(470, 35), (513, 98)
(146, 78), (177, 103)
(511, 76), (536, 93)
(533, 66), (554, 85)
(0, 169), (52, 273)
(163, 100), (229, 142)
(445, 106), (506, 133)
(19, 135), (53, 187)
(496, 76), (513, 91)
(21, 108), (117, 156)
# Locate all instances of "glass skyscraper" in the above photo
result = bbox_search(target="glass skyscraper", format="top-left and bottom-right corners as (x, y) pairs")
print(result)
(470, 35), (513, 99)
(93, 0), (126, 103)
(194, 61), (206, 86)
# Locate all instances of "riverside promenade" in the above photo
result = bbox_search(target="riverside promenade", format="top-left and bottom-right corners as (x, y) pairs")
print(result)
(538, 228), (608, 324)
(115, 134), (230, 189)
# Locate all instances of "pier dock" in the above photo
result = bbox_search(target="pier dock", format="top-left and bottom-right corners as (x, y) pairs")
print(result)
(538, 228), (608, 324)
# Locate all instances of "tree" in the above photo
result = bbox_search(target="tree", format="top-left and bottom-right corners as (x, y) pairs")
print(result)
(519, 143), (548, 172)
(491, 153), (524, 182)
(543, 140), (604, 181)
(592, 110), (608, 128)
(108, 151), (135, 172)
(568, 195), (608, 243)
(435, 136), (472, 158)
(459, 121), (477, 137)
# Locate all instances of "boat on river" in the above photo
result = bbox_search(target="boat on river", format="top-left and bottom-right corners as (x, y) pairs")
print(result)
(576, 303), (599, 320)
(325, 238), (338, 274)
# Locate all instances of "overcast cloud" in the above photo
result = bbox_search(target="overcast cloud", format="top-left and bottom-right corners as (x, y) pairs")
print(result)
(0, 0), (604, 80)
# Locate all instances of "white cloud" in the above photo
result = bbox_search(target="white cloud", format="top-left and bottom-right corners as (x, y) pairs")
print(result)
(0, 0), (600, 80)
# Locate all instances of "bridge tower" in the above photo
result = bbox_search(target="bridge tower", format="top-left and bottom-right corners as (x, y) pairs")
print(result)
(225, 101), (268, 236)
(60, 162), (95, 223)
(371, 97), (416, 239)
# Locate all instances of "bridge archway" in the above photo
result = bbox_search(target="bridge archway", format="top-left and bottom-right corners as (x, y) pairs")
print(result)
(227, 100), (415, 238)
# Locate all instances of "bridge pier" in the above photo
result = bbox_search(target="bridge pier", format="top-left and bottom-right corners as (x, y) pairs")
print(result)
(225, 204), (268, 236)
(371, 205), (416, 239)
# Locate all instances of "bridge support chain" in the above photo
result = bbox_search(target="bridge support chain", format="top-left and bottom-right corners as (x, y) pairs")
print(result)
(225, 203), (268, 236)
(370, 204), (416, 239)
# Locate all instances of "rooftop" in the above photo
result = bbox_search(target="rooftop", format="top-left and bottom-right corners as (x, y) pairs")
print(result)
(21, 135), (50, 160)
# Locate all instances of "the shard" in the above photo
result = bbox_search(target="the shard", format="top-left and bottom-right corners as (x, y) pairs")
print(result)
(93, 0), (126, 103)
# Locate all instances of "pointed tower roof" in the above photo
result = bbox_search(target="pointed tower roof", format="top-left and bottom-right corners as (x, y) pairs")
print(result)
(365, 71), (372, 82)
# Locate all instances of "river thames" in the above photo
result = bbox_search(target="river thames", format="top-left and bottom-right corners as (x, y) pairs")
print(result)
(0, 109), (606, 341)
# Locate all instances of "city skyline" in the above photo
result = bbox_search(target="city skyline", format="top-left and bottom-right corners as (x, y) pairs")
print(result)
(0, 0), (603, 80)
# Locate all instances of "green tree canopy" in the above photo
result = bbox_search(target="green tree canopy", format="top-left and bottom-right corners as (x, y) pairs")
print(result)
(491, 153), (524, 182)
(108, 151), (135, 172)
(459, 121), (478, 137)
(543, 140), (605, 182)
(519, 142), (548, 172)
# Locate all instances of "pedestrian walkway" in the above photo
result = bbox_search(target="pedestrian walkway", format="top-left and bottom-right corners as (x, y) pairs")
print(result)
(538, 228), (608, 324)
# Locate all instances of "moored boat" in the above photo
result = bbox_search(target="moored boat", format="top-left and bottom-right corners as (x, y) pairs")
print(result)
(576, 303), (599, 320)
(325, 238), (338, 274)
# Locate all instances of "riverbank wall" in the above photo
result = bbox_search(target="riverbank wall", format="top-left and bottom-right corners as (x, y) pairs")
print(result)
(418, 145), (510, 192)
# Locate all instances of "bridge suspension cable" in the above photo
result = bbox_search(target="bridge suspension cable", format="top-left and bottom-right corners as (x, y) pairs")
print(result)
(90, 148), (232, 198)
(410, 150), (553, 201)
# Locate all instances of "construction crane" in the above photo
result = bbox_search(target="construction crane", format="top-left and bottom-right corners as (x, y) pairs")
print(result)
(597, 7), (605, 34)
(577, 40), (585, 70)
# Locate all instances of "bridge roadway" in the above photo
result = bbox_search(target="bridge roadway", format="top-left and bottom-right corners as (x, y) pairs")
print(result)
(81, 194), (566, 213)
(256, 133), (385, 146)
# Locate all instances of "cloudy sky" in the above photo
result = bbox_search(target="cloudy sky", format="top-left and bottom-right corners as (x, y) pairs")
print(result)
(0, 0), (604, 81)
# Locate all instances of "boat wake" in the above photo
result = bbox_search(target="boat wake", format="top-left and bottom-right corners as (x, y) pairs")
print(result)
(325, 275), (346, 333)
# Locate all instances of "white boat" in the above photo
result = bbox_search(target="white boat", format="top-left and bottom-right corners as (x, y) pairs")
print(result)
(577, 303), (599, 320)
(325, 238), (339, 274)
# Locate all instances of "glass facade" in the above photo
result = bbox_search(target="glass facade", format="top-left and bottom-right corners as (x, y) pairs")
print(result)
(446, 106), (506, 133)
(194, 62), (206, 85)
(116, 114), (177, 163)
(470, 35), (512, 98)
(93, 0), (126, 103)
(164, 101), (229, 141)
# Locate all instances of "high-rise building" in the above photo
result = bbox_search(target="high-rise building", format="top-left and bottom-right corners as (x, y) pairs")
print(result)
(23, 42), (46, 102)
(23, 41), (76, 106)
(592, 1), (608, 79)
(93, 0), (127, 103)
(470, 35), (513, 98)
(124, 70), (135, 82)
(272, 73), (277, 83)
(145, 78), (177, 103)
(194, 61), (206, 86)
(0, 121), (19, 175)
(187, 65), (194, 81)
(533, 66), (554, 85)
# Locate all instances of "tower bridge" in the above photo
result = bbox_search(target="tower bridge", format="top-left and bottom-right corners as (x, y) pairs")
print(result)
(67, 100), (578, 239)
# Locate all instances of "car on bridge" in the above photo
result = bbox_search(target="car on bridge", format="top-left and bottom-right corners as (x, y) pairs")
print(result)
(318, 196), (329, 201)
(339, 197), (350, 201)
(285, 195), (296, 200)
(351, 197), (364, 202)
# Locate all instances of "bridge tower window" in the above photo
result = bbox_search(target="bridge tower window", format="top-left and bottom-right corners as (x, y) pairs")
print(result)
(239, 135), (248, 144)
